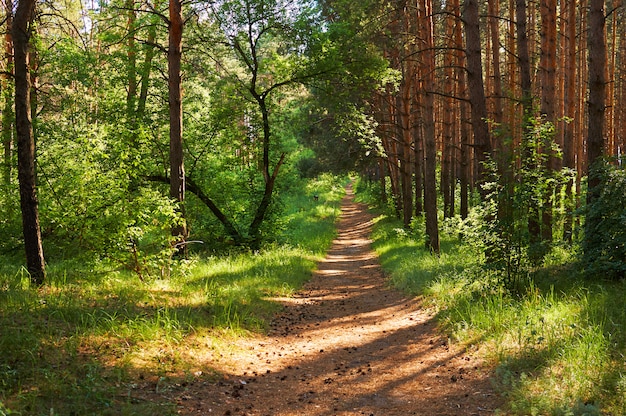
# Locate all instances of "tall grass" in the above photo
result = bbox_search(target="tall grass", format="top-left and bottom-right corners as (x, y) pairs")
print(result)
(0, 174), (344, 416)
(358, 182), (626, 415)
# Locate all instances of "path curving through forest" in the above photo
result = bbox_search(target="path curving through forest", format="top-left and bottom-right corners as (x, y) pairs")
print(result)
(175, 185), (502, 415)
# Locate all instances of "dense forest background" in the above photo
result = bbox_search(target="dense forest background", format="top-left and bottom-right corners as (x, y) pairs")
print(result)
(1, 0), (626, 413)
(1, 0), (624, 282)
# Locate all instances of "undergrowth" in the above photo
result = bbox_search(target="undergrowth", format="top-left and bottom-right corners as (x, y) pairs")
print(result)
(357, 181), (626, 416)
(0, 174), (345, 416)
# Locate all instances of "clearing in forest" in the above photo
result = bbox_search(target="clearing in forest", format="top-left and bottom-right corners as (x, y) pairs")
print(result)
(172, 185), (503, 415)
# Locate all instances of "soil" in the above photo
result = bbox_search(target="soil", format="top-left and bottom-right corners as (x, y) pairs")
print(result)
(168, 185), (504, 415)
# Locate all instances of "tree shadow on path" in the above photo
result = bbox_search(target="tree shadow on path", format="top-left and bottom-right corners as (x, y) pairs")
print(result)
(173, 185), (504, 415)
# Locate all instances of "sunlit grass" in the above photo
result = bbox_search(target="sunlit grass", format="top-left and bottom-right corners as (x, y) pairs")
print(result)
(0, 174), (345, 416)
(364, 198), (626, 415)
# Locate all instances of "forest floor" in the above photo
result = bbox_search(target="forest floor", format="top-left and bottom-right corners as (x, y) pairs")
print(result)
(165, 186), (504, 415)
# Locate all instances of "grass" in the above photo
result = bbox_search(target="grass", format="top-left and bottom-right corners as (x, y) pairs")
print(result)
(0, 174), (344, 416)
(356, 181), (626, 415)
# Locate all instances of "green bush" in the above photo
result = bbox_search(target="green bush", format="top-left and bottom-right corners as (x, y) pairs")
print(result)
(583, 161), (626, 279)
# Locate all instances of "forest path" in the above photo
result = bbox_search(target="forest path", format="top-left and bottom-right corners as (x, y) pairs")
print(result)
(175, 185), (502, 415)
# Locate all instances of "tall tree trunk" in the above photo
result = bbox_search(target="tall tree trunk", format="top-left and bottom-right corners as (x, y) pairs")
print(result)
(539, 0), (557, 245)
(2, 0), (13, 186)
(453, 0), (469, 219)
(419, 0), (439, 254)
(562, 0), (577, 242)
(168, 0), (187, 240)
(396, 76), (413, 227)
(516, 0), (540, 248)
(441, 3), (455, 218)
(463, 0), (492, 196)
(586, 0), (607, 201)
(13, 0), (45, 284)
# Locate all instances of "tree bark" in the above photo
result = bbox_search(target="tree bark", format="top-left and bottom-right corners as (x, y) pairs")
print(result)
(2, 0), (13, 186)
(562, 0), (577, 242)
(13, 0), (45, 284)
(586, 0), (607, 202)
(419, 0), (439, 254)
(539, 0), (557, 245)
(168, 0), (187, 240)
(463, 0), (492, 196)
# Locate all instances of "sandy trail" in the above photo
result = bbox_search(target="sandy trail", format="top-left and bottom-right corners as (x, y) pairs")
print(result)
(174, 185), (502, 415)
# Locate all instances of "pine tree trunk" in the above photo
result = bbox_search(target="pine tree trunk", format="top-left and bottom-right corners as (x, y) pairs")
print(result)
(562, 0), (577, 243)
(539, 0), (557, 245)
(2, 1), (13, 187)
(168, 0), (187, 241)
(13, 0), (45, 285)
(586, 0), (607, 201)
(463, 0), (492, 196)
(419, 0), (439, 254)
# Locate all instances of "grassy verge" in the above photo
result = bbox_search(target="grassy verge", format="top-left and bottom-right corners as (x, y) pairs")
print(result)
(0, 174), (345, 416)
(356, 182), (626, 416)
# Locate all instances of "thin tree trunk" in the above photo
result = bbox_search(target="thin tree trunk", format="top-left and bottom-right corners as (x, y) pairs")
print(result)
(248, 97), (285, 246)
(562, 0), (577, 243)
(539, 0), (557, 245)
(463, 0), (492, 197)
(442, 3), (455, 218)
(453, 0), (469, 219)
(13, 0), (45, 284)
(2, 0), (13, 186)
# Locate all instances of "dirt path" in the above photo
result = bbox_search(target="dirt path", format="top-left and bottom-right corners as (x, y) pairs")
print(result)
(175, 186), (502, 415)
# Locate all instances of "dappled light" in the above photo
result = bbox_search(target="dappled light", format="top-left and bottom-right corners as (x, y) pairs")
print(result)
(167, 185), (501, 415)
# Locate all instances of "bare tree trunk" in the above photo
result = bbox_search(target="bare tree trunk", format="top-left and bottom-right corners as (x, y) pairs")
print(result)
(396, 76), (413, 227)
(419, 0), (439, 254)
(168, 0), (187, 241)
(463, 0), (492, 196)
(248, 96), (286, 246)
(539, 0), (557, 245)
(442, 2), (455, 218)
(2, 0), (13, 186)
(453, 0), (469, 219)
(586, 0), (607, 201)
(562, 0), (577, 242)
(13, 0), (45, 284)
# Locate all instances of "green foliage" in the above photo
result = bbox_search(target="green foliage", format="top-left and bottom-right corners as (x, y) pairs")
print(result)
(583, 161), (626, 279)
(456, 117), (575, 290)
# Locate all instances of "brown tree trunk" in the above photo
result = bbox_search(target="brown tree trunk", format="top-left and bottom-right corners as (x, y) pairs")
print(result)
(419, 0), (439, 254)
(463, 0), (492, 196)
(539, 0), (557, 245)
(2, 0), (13, 186)
(168, 0), (187, 240)
(516, 0), (540, 248)
(586, 0), (607, 202)
(441, 3), (455, 218)
(13, 0), (45, 284)
(396, 77), (413, 227)
(562, 0), (577, 242)
(453, 0), (469, 219)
